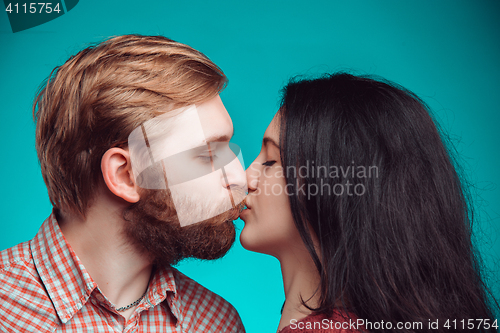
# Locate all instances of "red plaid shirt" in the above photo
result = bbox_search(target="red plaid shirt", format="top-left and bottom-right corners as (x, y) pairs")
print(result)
(0, 214), (245, 332)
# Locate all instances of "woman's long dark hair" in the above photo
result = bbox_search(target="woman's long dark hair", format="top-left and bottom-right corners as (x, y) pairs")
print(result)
(279, 73), (498, 332)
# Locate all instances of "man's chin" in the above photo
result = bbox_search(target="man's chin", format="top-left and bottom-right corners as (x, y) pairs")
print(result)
(123, 188), (244, 267)
(169, 216), (236, 263)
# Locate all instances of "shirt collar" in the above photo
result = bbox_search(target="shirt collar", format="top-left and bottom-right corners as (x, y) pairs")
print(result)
(30, 212), (179, 323)
(141, 265), (179, 322)
(148, 265), (177, 305)
(30, 212), (97, 323)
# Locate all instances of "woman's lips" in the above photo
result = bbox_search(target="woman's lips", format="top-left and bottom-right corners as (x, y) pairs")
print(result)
(243, 198), (252, 210)
(239, 202), (250, 218)
(239, 208), (250, 219)
(239, 196), (252, 219)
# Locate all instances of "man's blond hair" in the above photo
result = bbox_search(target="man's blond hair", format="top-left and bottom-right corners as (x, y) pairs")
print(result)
(33, 35), (227, 217)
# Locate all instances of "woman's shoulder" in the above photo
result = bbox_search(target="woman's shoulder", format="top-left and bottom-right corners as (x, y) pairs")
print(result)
(279, 310), (364, 333)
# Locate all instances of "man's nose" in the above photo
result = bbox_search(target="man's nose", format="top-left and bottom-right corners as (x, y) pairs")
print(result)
(221, 157), (247, 190)
(245, 160), (260, 192)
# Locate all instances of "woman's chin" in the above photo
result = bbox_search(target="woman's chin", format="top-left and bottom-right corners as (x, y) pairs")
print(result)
(239, 226), (254, 251)
(240, 226), (264, 254)
(239, 229), (278, 258)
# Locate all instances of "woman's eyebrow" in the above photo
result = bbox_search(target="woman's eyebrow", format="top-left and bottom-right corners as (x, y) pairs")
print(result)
(263, 137), (280, 149)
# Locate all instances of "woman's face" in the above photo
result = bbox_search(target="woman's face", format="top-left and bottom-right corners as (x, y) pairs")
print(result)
(239, 115), (303, 257)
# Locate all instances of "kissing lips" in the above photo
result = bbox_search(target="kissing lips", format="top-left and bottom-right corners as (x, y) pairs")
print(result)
(239, 199), (251, 220)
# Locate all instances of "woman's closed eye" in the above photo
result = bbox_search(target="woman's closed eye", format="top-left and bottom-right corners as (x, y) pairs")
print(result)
(262, 160), (276, 167)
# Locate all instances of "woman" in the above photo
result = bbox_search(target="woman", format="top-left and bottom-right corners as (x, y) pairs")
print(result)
(239, 73), (498, 332)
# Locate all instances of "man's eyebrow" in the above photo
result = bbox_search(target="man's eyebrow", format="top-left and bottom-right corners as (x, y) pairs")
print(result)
(263, 137), (280, 149)
(204, 131), (234, 143)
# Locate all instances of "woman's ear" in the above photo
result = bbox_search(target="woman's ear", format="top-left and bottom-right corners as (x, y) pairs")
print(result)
(101, 148), (140, 203)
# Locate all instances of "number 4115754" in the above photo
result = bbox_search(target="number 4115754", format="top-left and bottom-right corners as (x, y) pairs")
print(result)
(5, 3), (61, 14)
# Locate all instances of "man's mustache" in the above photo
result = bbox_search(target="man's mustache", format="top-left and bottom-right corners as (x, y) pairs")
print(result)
(227, 186), (247, 220)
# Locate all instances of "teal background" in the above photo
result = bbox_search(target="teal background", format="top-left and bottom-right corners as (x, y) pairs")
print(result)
(1, 1), (499, 331)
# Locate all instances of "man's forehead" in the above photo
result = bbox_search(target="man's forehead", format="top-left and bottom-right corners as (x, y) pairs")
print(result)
(196, 95), (233, 143)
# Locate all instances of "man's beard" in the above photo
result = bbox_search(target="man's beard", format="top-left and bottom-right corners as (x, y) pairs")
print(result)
(122, 187), (246, 267)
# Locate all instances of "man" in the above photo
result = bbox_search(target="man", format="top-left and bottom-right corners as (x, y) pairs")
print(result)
(0, 35), (247, 332)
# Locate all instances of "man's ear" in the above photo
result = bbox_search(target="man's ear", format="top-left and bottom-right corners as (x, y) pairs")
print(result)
(101, 148), (140, 203)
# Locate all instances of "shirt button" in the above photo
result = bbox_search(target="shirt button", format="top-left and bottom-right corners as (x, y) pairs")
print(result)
(96, 294), (105, 302)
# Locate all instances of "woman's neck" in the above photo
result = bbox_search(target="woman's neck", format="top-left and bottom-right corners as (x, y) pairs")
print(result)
(276, 246), (321, 332)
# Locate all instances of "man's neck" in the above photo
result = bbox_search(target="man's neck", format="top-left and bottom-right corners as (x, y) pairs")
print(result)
(58, 190), (152, 322)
